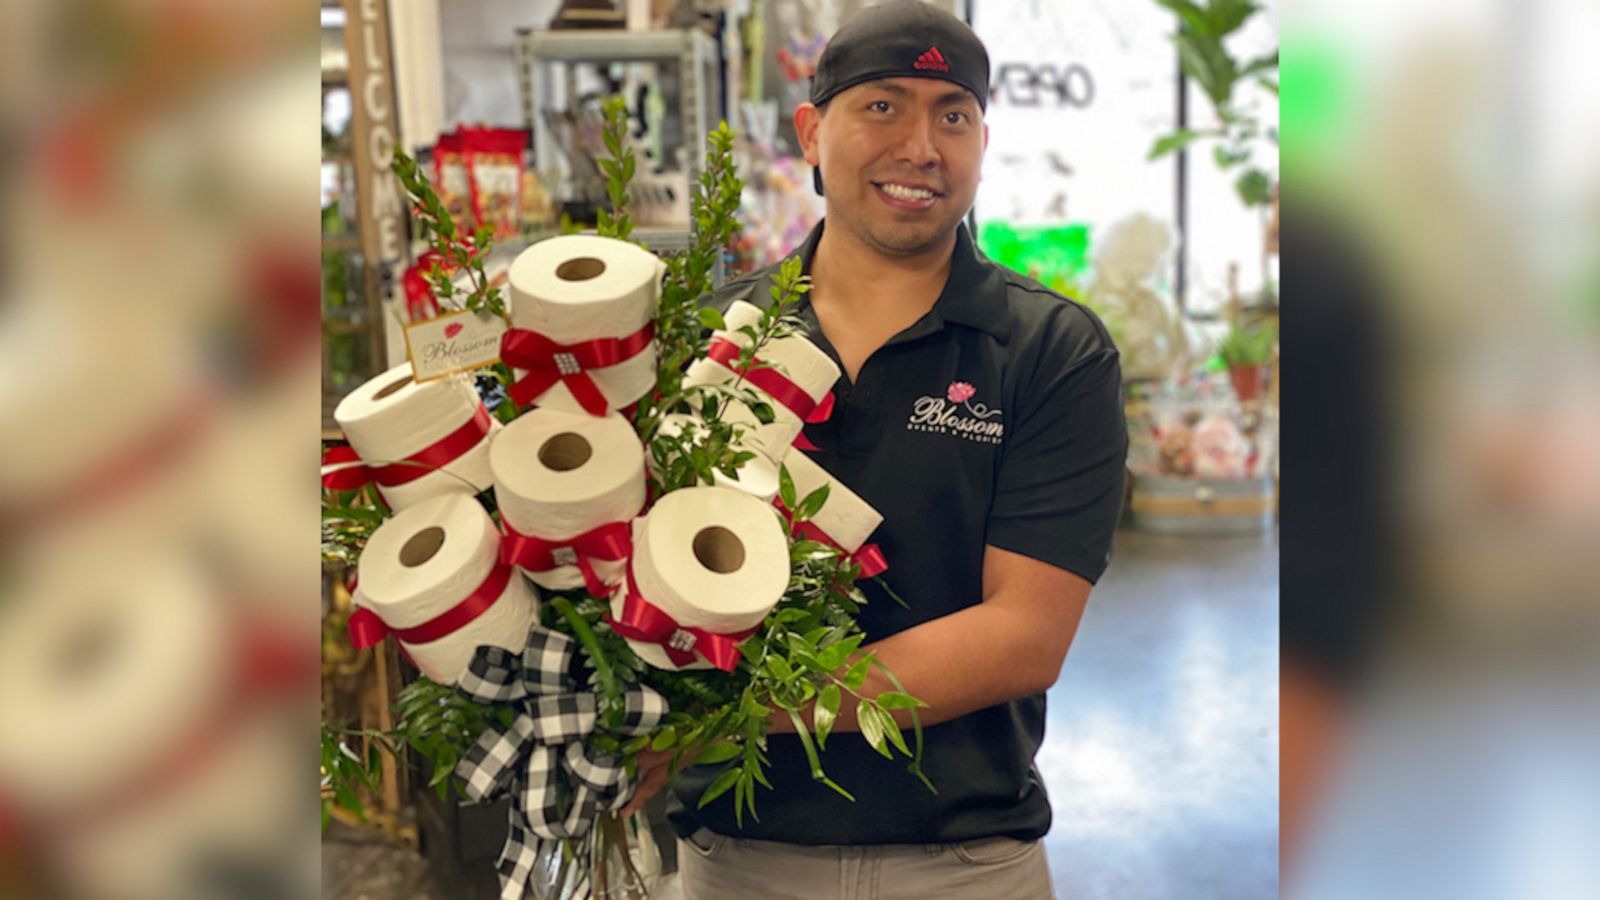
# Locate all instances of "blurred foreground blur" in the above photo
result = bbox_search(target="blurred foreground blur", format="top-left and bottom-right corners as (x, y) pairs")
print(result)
(0, 1), (318, 898)
(1281, 0), (1600, 897)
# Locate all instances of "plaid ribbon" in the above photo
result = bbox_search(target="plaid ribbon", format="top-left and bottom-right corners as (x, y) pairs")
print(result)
(455, 627), (666, 900)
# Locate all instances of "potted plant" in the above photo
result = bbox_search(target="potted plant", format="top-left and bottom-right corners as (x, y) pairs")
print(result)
(1217, 321), (1276, 401)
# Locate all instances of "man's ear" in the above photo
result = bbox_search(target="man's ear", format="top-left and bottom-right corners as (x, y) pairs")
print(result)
(794, 102), (823, 167)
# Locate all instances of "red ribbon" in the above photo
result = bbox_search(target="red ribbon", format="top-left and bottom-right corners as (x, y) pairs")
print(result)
(0, 389), (213, 542)
(322, 405), (493, 492)
(5, 617), (315, 838)
(774, 499), (889, 579)
(501, 322), (655, 415)
(347, 561), (513, 649)
(706, 338), (835, 450)
(606, 566), (754, 672)
(500, 519), (632, 598)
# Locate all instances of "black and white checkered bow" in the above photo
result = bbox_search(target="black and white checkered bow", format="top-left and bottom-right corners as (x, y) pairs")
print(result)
(455, 626), (667, 900)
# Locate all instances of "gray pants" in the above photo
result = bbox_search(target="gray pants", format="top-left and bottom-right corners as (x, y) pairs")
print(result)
(674, 828), (1054, 900)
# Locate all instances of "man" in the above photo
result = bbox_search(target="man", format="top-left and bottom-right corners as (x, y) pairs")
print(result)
(622, 3), (1126, 897)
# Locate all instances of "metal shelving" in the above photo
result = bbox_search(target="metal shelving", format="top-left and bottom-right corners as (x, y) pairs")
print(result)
(512, 27), (721, 225)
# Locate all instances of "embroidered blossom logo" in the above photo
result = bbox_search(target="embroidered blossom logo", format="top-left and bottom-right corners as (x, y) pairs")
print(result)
(908, 381), (1003, 444)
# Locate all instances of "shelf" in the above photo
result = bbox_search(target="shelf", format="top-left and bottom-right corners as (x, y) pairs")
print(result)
(516, 27), (716, 63)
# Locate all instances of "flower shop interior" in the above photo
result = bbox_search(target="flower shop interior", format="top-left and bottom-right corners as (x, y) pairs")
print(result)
(320, 1), (1280, 898)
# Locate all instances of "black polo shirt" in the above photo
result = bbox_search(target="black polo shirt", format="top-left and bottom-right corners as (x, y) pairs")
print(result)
(668, 220), (1127, 845)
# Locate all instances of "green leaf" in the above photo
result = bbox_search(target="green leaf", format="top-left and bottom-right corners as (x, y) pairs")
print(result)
(818, 634), (864, 672)
(697, 307), (726, 331)
(650, 728), (678, 751)
(876, 706), (911, 757)
(857, 700), (893, 759)
(765, 655), (795, 681)
(842, 654), (873, 691)
(695, 740), (743, 765)
(696, 766), (741, 808)
(875, 691), (929, 710)
(1234, 167), (1273, 207)
(1148, 128), (1199, 161)
(814, 684), (840, 749)
(794, 483), (831, 521)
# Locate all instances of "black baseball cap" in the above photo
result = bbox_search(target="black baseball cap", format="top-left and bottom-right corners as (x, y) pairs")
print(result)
(807, 1), (990, 194)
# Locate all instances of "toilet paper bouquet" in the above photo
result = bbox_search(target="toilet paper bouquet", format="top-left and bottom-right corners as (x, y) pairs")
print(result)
(321, 109), (929, 898)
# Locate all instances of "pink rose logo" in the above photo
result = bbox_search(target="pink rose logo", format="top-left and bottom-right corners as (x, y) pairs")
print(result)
(947, 381), (976, 403)
(444, 321), (464, 339)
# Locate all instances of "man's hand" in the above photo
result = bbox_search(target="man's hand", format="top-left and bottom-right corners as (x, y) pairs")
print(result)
(618, 748), (675, 819)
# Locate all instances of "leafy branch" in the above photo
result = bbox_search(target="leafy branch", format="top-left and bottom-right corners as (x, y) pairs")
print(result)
(391, 147), (506, 317)
(1148, 0), (1278, 207)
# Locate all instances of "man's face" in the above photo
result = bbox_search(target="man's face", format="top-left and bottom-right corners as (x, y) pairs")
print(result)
(796, 78), (987, 258)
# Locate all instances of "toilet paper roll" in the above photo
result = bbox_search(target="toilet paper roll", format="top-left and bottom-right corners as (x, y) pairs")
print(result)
(780, 449), (883, 552)
(354, 493), (539, 684)
(507, 234), (665, 342)
(628, 486), (789, 636)
(332, 363), (499, 510)
(505, 235), (664, 413)
(683, 300), (839, 456)
(0, 552), (229, 812)
(491, 407), (645, 592)
(650, 414), (781, 502)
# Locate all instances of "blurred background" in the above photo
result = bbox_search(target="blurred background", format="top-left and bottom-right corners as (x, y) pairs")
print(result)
(0, 0), (1594, 897)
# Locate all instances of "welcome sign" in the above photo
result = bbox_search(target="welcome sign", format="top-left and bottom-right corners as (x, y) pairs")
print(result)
(404, 309), (508, 381)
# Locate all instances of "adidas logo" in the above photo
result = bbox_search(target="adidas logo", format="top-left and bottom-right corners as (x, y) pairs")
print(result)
(913, 46), (951, 73)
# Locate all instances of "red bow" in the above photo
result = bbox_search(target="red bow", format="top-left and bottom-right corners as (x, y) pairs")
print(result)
(775, 499), (889, 579)
(500, 519), (632, 598)
(606, 566), (754, 672)
(347, 561), (513, 649)
(322, 405), (493, 491)
(501, 322), (655, 415)
(706, 338), (835, 450)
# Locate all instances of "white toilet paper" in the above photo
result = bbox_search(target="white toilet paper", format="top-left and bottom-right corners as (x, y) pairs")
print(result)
(491, 407), (645, 592)
(354, 493), (539, 683)
(682, 300), (839, 456)
(332, 363), (499, 510)
(650, 414), (781, 502)
(505, 234), (665, 413)
(0, 552), (230, 813)
(626, 486), (789, 636)
(780, 448), (884, 552)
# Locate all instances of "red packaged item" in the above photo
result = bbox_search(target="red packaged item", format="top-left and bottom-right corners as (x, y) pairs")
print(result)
(462, 126), (528, 241)
(431, 130), (472, 227)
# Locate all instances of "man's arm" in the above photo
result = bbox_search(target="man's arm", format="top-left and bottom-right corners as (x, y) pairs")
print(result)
(619, 545), (1091, 815)
(769, 543), (1093, 733)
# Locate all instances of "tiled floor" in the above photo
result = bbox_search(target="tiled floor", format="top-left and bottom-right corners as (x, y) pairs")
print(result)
(324, 528), (1280, 899)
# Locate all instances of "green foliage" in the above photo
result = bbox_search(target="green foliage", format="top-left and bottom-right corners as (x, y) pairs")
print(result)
(320, 677), (520, 830)
(632, 121), (748, 437)
(391, 147), (507, 317)
(1148, 0), (1278, 208)
(595, 96), (637, 242)
(1217, 320), (1277, 366)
